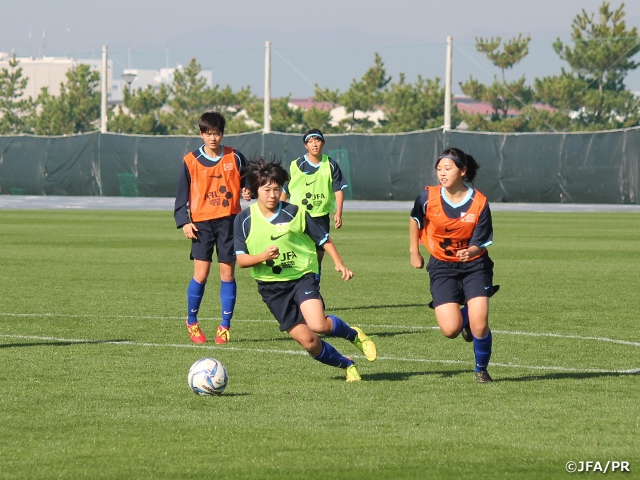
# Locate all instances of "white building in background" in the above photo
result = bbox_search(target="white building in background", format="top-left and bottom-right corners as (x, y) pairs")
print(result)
(0, 53), (113, 101)
(111, 67), (213, 103)
(0, 53), (212, 105)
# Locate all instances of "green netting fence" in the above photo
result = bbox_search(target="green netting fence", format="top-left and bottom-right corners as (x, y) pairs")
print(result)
(1, 128), (639, 203)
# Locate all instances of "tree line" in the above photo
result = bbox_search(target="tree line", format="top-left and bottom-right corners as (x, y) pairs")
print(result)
(1, 1), (638, 136)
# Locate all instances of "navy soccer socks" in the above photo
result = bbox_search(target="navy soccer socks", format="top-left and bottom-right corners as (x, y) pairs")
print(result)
(187, 278), (206, 326)
(472, 330), (493, 372)
(327, 314), (357, 342)
(219, 279), (237, 329)
(460, 304), (470, 333)
(312, 340), (352, 369)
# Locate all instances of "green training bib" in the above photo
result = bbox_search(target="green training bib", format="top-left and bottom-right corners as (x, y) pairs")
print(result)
(288, 155), (335, 217)
(246, 203), (319, 282)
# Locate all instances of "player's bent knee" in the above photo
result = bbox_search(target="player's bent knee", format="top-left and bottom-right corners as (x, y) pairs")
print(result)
(298, 336), (321, 354)
(440, 325), (460, 338)
(442, 328), (460, 339)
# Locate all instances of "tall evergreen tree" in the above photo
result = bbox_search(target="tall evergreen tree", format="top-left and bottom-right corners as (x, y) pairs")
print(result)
(246, 95), (305, 133)
(0, 54), (35, 134)
(110, 85), (169, 135)
(33, 64), (101, 135)
(379, 74), (454, 132)
(332, 53), (391, 132)
(161, 59), (255, 134)
(459, 35), (535, 131)
(536, 1), (640, 129)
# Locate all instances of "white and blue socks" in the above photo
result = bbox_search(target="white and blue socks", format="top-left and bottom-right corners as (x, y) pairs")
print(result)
(473, 330), (493, 372)
(312, 340), (352, 369)
(187, 278), (206, 326)
(327, 314), (357, 342)
(219, 279), (237, 329)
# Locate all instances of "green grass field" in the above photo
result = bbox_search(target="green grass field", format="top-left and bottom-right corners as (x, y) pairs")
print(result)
(0, 209), (638, 479)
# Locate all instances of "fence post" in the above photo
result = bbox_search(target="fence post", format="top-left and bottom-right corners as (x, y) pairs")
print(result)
(263, 40), (271, 133)
(444, 36), (453, 148)
(101, 45), (108, 134)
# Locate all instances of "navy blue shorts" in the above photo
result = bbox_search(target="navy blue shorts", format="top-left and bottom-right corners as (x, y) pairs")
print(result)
(256, 273), (324, 331)
(426, 253), (494, 308)
(190, 216), (236, 263)
(312, 214), (330, 252)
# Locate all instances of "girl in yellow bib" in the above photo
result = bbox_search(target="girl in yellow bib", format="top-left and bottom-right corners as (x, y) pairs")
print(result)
(235, 159), (376, 382)
(280, 129), (348, 283)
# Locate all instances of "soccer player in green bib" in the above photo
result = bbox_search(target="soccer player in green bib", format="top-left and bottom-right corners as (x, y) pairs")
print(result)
(235, 159), (376, 382)
(280, 129), (347, 284)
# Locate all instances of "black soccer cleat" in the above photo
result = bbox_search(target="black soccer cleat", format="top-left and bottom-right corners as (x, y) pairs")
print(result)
(461, 326), (473, 342)
(475, 370), (493, 384)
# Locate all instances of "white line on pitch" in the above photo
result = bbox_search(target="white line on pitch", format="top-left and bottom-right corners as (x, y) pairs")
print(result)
(2, 312), (639, 348)
(0, 334), (638, 375)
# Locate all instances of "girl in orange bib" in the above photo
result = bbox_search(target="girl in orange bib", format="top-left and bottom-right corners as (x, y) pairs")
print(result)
(409, 148), (498, 383)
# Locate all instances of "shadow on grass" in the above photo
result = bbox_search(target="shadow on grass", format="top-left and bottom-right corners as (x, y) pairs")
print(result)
(327, 303), (428, 312)
(331, 369), (640, 383)
(0, 339), (129, 349)
(234, 329), (428, 344)
(366, 330), (428, 338)
(498, 371), (640, 382)
(233, 336), (292, 344)
(334, 369), (470, 382)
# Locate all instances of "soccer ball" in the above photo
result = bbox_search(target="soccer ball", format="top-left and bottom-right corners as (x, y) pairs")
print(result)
(188, 358), (228, 395)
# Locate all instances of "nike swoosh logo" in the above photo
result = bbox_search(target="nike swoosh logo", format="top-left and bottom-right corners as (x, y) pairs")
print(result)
(305, 291), (314, 295)
(485, 286), (491, 290)
(190, 309), (198, 313)
(209, 175), (223, 178)
(270, 234), (286, 240)
(305, 180), (316, 186)
(444, 227), (460, 232)
(223, 311), (232, 314)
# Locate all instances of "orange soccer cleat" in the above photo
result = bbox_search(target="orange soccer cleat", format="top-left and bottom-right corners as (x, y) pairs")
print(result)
(186, 321), (206, 344)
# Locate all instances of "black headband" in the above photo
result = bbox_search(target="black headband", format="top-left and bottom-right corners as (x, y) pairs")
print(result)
(437, 154), (466, 169)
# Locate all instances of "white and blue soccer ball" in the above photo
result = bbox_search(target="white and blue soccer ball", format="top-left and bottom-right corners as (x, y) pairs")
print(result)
(188, 358), (228, 395)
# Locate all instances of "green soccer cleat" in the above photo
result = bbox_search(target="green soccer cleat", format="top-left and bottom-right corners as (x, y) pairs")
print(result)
(351, 326), (377, 362)
(345, 362), (361, 382)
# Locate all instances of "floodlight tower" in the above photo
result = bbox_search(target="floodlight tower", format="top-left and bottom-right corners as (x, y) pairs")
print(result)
(122, 70), (137, 95)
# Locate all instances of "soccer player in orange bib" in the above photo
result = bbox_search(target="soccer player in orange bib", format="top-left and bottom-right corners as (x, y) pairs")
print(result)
(409, 148), (498, 383)
(174, 112), (251, 345)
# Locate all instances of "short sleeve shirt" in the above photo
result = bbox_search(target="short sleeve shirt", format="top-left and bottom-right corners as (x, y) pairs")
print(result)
(234, 201), (330, 255)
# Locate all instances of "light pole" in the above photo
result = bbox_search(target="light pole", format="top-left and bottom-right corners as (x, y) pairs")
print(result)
(121, 70), (137, 99)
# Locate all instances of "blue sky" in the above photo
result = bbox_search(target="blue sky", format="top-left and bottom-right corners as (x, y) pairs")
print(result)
(2, 0), (640, 97)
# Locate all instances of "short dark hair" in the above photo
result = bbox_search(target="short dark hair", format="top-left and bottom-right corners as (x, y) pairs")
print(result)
(199, 111), (226, 134)
(303, 128), (325, 144)
(435, 147), (481, 183)
(244, 158), (289, 197)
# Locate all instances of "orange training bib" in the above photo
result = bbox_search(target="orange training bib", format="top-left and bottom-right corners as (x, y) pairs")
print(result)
(184, 146), (242, 222)
(419, 186), (487, 262)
